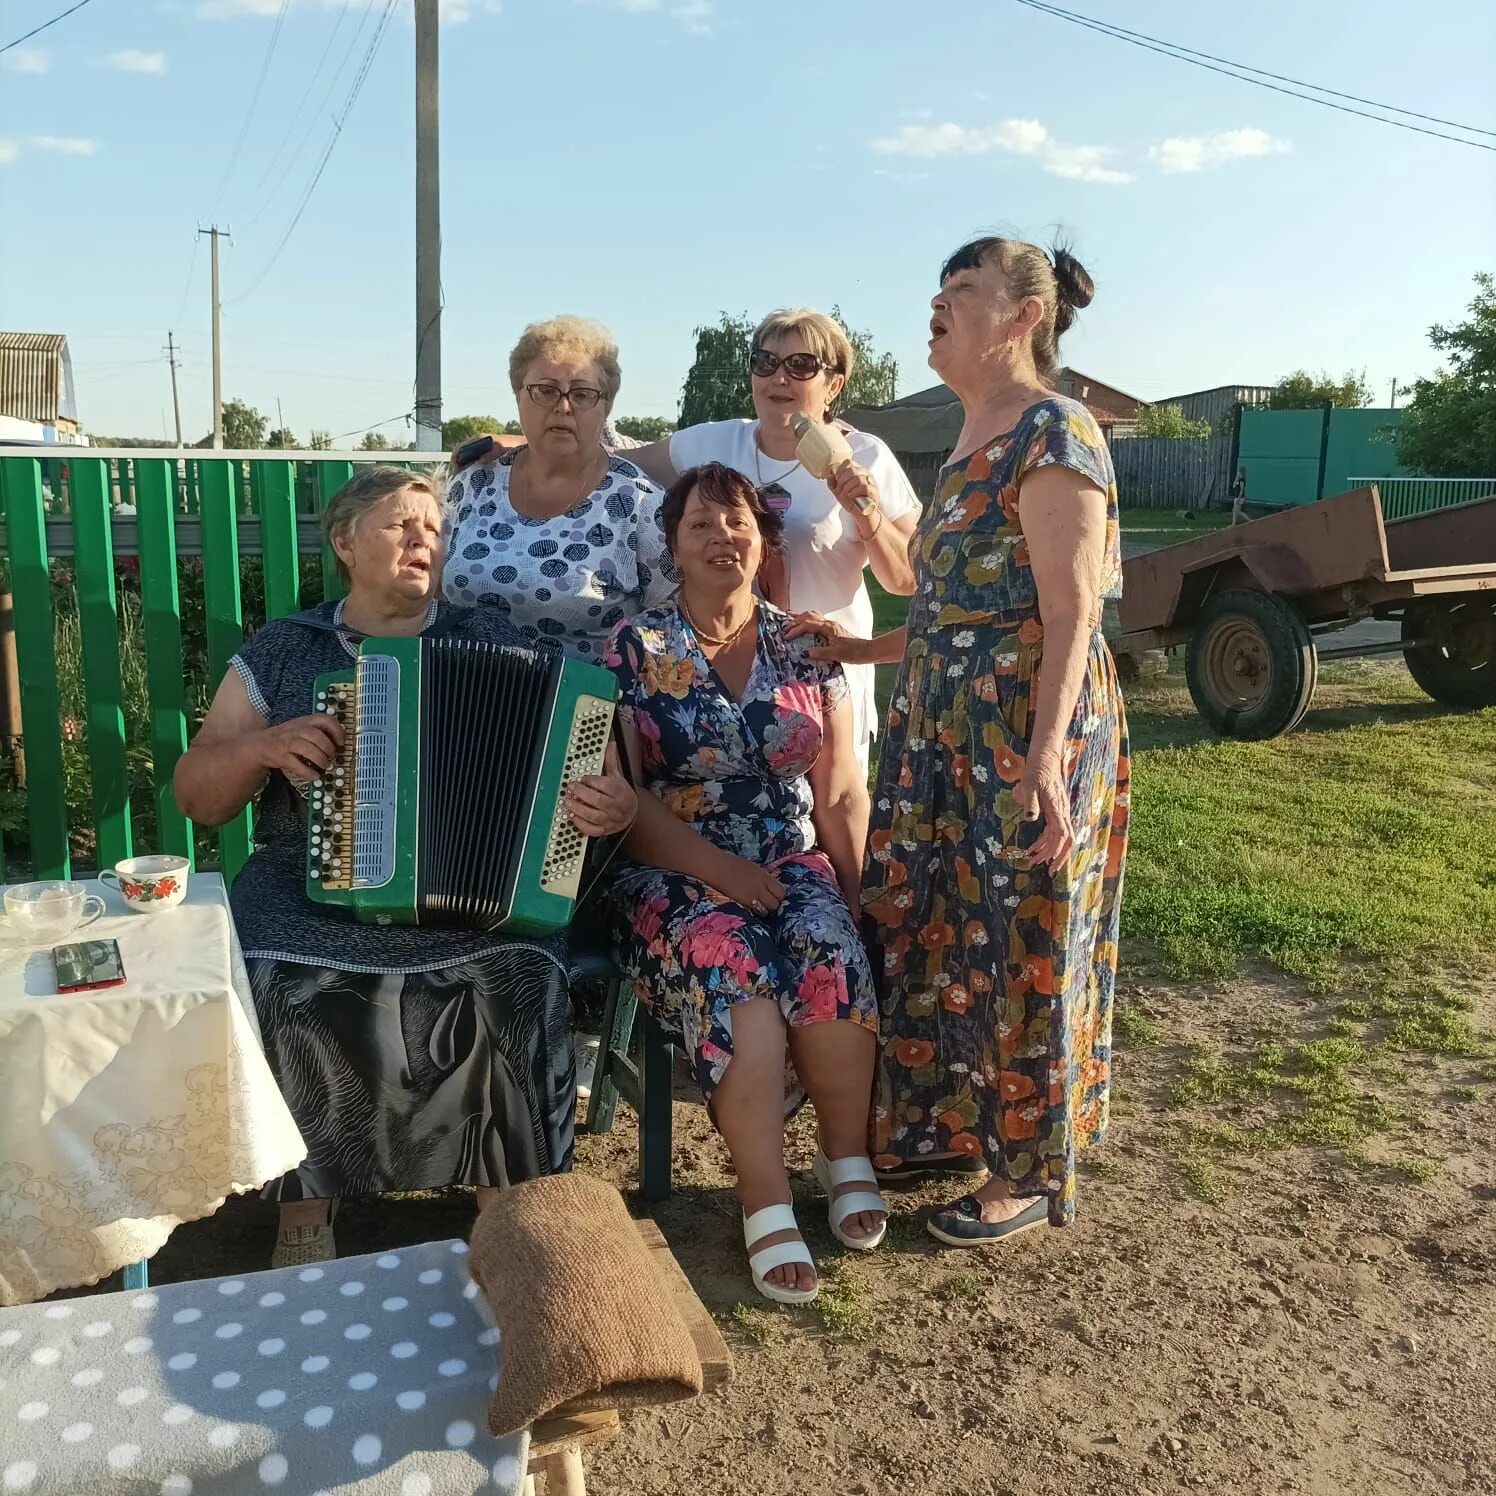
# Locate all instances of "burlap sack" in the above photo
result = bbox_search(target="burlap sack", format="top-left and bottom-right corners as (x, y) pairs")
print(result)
(468, 1174), (704, 1436)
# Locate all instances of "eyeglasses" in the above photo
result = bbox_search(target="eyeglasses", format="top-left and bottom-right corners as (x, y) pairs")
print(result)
(522, 382), (605, 411)
(748, 348), (831, 381)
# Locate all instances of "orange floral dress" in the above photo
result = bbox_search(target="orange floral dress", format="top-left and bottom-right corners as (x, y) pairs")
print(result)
(864, 397), (1130, 1225)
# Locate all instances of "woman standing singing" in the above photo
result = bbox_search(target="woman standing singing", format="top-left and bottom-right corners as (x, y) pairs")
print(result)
(808, 236), (1130, 1243)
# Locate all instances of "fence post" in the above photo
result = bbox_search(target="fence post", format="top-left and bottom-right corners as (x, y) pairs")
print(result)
(0, 458), (71, 878)
(316, 462), (355, 602)
(199, 461), (253, 883)
(256, 461), (300, 620)
(71, 459), (135, 869)
(134, 460), (194, 863)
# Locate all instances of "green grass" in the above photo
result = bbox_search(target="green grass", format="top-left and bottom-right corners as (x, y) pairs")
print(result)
(1123, 662), (1496, 985)
(813, 1263), (875, 1341)
(939, 1273), (984, 1302)
(728, 1303), (777, 1344)
(1115, 1004), (1164, 1046)
(1118, 509), (1234, 541)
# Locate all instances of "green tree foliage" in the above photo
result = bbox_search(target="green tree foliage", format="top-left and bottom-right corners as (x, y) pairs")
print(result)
(265, 426), (297, 449)
(1396, 272), (1496, 478)
(678, 308), (899, 427)
(613, 415), (675, 442)
(1267, 369), (1373, 410)
(359, 431), (392, 450)
(221, 398), (268, 449)
(1134, 403), (1212, 439)
(307, 430), (333, 451)
(441, 414), (522, 449)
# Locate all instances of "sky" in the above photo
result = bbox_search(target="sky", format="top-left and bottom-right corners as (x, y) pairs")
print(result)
(2, 0), (1493, 445)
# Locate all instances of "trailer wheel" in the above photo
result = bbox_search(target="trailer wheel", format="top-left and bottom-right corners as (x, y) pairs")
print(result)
(1402, 598), (1496, 709)
(1185, 588), (1317, 739)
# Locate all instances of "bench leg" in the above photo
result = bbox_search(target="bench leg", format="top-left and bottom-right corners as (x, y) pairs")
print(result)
(639, 1016), (673, 1204)
(539, 1445), (586, 1495)
(584, 976), (637, 1137)
(121, 1259), (149, 1290)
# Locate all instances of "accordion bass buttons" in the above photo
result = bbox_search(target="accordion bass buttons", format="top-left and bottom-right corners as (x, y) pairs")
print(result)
(310, 680), (358, 891)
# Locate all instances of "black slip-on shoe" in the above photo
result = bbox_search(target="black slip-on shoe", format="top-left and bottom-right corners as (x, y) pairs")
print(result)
(926, 1193), (1048, 1247)
(875, 1155), (989, 1185)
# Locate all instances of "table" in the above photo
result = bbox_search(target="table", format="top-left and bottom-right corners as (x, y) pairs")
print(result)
(0, 874), (306, 1306)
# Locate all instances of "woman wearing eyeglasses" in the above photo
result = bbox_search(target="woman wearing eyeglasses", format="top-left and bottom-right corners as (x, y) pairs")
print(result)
(622, 308), (921, 766)
(443, 315), (677, 660)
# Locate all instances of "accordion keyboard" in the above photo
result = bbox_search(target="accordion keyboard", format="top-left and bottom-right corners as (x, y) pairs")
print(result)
(539, 695), (615, 898)
(307, 681), (356, 890)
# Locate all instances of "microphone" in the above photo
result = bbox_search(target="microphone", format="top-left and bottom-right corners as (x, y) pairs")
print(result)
(791, 412), (854, 480)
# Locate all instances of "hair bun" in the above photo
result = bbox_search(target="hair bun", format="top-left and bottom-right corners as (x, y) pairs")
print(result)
(1050, 245), (1095, 313)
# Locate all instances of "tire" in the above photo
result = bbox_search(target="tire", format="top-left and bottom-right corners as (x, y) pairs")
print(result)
(1402, 597), (1496, 709)
(1185, 588), (1318, 739)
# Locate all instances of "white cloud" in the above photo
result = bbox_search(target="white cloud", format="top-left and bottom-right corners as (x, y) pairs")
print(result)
(106, 49), (168, 73)
(1149, 128), (1290, 174)
(2, 47), (50, 73)
(872, 118), (1132, 185)
(31, 136), (98, 156)
(672, 0), (711, 31)
(196, 0), (286, 14)
(0, 141), (18, 166)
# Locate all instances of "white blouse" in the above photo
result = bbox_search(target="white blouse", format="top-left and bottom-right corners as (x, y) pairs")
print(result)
(442, 453), (676, 661)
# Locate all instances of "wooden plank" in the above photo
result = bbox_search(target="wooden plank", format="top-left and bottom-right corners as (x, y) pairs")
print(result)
(133, 461), (193, 862)
(255, 461), (300, 620)
(199, 461), (252, 882)
(635, 1219), (733, 1393)
(527, 1410), (620, 1464)
(316, 461), (355, 602)
(69, 459), (134, 868)
(0, 457), (70, 877)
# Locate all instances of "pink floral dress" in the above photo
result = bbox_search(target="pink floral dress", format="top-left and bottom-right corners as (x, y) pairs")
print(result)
(604, 602), (877, 1109)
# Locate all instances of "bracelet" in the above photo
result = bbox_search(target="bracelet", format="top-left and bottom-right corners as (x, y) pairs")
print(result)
(858, 505), (883, 540)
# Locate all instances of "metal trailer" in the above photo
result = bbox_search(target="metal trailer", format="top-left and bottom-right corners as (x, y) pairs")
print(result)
(1114, 487), (1496, 739)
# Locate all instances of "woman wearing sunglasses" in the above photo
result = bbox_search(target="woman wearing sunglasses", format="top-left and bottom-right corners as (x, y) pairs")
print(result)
(622, 308), (921, 767)
(444, 315), (677, 661)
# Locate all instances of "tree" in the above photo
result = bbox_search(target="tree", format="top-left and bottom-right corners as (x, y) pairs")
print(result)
(441, 414), (520, 449)
(1396, 272), (1496, 478)
(677, 308), (899, 427)
(359, 431), (392, 450)
(1134, 403), (1212, 439)
(265, 426), (297, 449)
(613, 415), (675, 443)
(1267, 369), (1373, 410)
(221, 398), (268, 449)
(307, 429), (333, 451)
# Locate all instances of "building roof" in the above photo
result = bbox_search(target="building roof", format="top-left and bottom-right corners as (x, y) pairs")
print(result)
(0, 332), (76, 425)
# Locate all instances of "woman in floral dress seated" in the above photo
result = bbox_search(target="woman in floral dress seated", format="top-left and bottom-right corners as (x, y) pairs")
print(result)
(604, 462), (887, 1305)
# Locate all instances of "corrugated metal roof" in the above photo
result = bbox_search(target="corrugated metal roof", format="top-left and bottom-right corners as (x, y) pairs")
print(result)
(0, 332), (73, 424)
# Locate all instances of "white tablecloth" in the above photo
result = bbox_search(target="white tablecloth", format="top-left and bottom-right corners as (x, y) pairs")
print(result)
(0, 875), (306, 1306)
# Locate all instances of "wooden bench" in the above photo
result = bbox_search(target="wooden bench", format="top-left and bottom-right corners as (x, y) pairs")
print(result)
(0, 1223), (729, 1496)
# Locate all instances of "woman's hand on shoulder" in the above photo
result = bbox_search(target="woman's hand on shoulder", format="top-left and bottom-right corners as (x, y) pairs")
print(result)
(256, 713), (343, 782)
(564, 741), (637, 838)
(786, 612), (872, 667)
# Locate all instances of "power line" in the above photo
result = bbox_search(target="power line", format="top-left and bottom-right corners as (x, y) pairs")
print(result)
(229, 0), (399, 303)
(207, 0), (292, 221)
(1013, 0), (1496, 153)
(0, 0), (94, 55)
(329, 410), (414, 443)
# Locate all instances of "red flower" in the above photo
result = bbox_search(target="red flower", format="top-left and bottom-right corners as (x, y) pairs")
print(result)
(154, 877), (178, 897)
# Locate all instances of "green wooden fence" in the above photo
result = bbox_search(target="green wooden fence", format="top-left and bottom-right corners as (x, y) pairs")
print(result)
(0, 447), (432, 887)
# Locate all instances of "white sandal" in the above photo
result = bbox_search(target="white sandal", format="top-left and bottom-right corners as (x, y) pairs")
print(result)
(743, 1203), (819, 1306)
(812, 1152), (889, 1252)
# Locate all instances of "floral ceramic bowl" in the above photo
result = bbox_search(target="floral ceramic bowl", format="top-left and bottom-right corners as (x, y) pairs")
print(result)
(101, 854), (190, 913)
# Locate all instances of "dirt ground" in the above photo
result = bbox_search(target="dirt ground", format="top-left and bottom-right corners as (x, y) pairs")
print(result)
(141, 959), (1495, 1496)
(575, 963), (1496, 1496)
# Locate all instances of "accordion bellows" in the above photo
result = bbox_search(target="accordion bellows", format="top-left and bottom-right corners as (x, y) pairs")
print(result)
(468, 1175), (705, 1436)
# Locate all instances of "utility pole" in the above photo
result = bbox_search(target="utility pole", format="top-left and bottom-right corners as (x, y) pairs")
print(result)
(164, 331), (184, 448)
(1389, 377), (1401, 409)
(199, 225), (230, 448)
(413, 0), (442, 452)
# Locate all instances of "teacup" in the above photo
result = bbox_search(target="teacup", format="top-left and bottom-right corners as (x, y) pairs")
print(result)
(3, 881), (107, 942)
(100, 855), (190, 913)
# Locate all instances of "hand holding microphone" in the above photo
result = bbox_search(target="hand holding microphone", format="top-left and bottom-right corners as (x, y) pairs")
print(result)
(791, 413), (883, 533)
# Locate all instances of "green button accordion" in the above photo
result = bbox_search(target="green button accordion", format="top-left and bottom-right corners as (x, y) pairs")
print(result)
(305, 635), (618, 935)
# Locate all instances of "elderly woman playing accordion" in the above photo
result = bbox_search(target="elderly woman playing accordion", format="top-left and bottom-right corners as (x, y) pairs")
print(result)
(175, 466), (637, 1267)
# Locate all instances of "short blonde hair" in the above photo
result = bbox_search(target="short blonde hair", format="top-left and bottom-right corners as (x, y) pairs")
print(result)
(322, 465), (441, 583)
(752, 307), (855, 384)
(508, 316), (621, 407)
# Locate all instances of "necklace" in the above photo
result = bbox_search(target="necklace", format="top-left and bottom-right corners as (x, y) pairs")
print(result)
(753, 424), (802, 491)
(513, 447), (606, 518)
(683, 595), (757, 648)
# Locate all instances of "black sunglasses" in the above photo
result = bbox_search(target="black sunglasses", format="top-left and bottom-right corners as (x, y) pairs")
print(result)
(748, 348), (831, 381)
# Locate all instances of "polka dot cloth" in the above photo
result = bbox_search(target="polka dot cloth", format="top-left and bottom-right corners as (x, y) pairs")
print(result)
(0, 1240), (526, 1494)
(442, 454), (678, 660)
